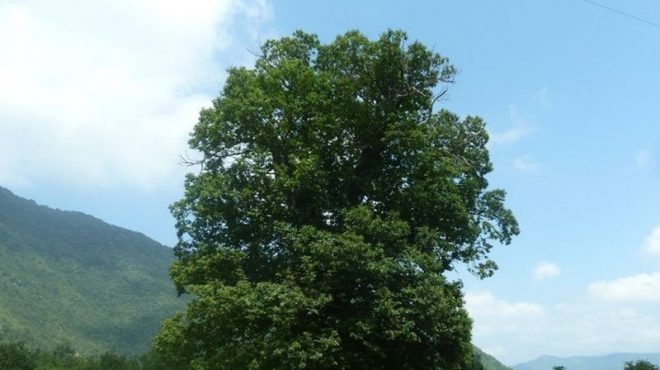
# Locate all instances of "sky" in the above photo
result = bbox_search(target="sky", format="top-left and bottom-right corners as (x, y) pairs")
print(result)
(2, 0), (660, 365)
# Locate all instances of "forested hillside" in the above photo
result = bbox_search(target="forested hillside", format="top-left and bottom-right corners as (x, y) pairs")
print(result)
(0, 186), (184, 354)
(474, 346), (513, 370)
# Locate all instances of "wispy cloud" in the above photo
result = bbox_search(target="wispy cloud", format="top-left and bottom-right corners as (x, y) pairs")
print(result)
(533, 262), (561, 280)
(464, 291), (545, 344)
(531, 87), (551, 110)
(643, 226), (660, 255)
(513, 154), (543, 174)
(467, 290), (660, 365)
(465, 291), (545, 320)
(0, 0), (272, 190)
(490, 126), (532, 146)
(589, 272), (660, 303)
(636, 149), (653, 168)
(489, 106), (533, 146)
(466, 291), (546, 364)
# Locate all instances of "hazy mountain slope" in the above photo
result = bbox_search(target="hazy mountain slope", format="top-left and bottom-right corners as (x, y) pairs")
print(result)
(514, 353), (660, 370)
(0, 186), (184, 355)
(474, 346), (513, 370)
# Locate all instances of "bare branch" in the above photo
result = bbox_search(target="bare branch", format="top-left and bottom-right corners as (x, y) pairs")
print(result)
(178, 151), (203, 167)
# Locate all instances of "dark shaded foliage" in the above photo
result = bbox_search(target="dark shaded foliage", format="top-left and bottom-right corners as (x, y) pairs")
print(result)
(625, 360), (660, 370)
(0, 341), (35, 370)
(0, 339), (176, 370)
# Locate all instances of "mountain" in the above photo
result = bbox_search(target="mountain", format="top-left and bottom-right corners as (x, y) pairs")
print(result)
(474, 346), (513, 370)
(514, 353), (660, 370)
(0, 186), (184, 355)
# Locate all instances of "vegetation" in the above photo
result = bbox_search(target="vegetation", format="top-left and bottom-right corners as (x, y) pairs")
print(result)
(155, 29), (518, 369)
(0, 186), (185, 355)
(625, 360), (659, 370)
(472, 346), (513, 370)
(0, 185), (511, 370)
(0, 339), (179, 370)
(0, 337), (498, 370)
(0, 338), (504, 370)
(0, 341), (36, 370)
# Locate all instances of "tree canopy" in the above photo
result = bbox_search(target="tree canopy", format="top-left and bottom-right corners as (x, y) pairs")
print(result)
(155, 29), (518, 370)
(625, 360), (660, 370)
(0, 339), (177, 370)
(0, 341), (35, 370)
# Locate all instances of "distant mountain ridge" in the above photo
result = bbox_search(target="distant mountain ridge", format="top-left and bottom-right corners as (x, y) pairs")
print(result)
(514, 353), (660, 370)
(0, 186), (184, 354)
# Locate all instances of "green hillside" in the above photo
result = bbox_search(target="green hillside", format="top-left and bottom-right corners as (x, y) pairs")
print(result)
(474, 346), (513, 370)
(0, 186), (184, 355)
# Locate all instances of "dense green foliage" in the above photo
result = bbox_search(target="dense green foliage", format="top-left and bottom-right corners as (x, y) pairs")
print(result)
(0, 341), (36, 370)
(0, 339), (499, 370)
(0, 338), (498, 370)
(0, 339), (178, 370)
(0, 186), (184, 354)
(625, 360), (660, 370)
(155, 29), (518, 369)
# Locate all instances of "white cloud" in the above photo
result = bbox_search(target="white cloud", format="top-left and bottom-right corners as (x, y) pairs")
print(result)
(467, 290), (660, 365)
(531, 87), (551, 110)
(489, 106), (533, 146)
(533, 261), (561, 280)
(513, 154), (543, 174)
(465, 291), (546, 364)
(465, 291), (545, 318)
(643, 226), (660, 255)
(589, 272), (660, 303)
(465, 291), (545, 338)
(490, 126), (531, 146)
(635, 149), (653, 168)
(0, 0), (272, 190)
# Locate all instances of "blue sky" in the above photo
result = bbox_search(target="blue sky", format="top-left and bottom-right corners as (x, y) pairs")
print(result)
(2, 0), (660, 364)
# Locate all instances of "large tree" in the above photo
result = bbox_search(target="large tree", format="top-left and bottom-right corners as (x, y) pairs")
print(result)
(155, 30), (518, 370)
